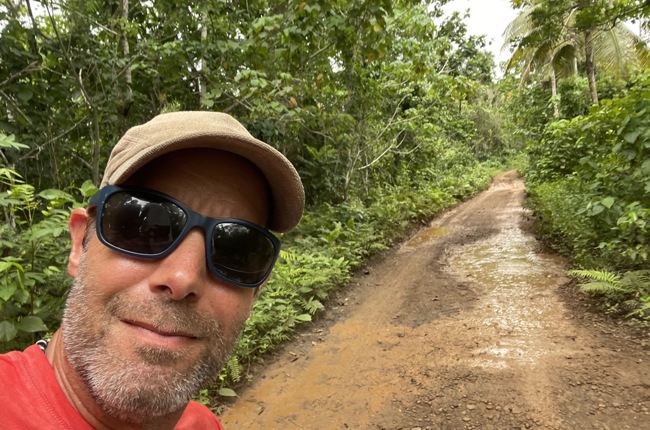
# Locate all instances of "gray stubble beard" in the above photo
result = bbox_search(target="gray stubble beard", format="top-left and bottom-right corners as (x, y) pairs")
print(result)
(61, 257), (246, 424)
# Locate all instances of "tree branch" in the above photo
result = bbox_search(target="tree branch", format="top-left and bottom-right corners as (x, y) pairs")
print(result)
(0, 90), (34, 126)
(0, 62), (40, 90)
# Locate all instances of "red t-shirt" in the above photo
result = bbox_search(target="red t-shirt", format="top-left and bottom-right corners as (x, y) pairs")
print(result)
(0, 345), (225, 429)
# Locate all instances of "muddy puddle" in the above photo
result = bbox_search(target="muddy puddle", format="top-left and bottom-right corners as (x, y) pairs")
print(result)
(447, 221), (568, 370)
(401, 227), (449, 249)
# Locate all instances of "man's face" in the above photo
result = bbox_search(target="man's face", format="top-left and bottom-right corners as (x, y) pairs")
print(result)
(62, 149), (271, 423)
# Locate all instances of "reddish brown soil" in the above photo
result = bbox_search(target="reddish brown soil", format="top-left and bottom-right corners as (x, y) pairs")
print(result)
(220, 171), (650, 430)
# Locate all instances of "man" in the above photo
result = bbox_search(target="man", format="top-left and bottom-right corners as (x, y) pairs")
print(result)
(0, 111), (305, 429)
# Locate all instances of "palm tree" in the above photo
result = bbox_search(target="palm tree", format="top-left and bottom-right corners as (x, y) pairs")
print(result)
(503, 4), (578, 116)
(503, 0), (650, 107)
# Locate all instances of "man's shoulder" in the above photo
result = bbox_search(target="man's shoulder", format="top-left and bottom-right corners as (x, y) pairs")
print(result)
(176, 400), (225, 430)
(0, 345), (93, 429)
(0, 347), (25, 386)
(0, 344), (42, 380)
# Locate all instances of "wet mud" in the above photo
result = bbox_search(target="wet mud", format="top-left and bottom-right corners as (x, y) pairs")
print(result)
(221, 171), (650, 430)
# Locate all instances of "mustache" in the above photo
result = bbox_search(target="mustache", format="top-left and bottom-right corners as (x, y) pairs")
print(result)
(105, 294), (221, 339)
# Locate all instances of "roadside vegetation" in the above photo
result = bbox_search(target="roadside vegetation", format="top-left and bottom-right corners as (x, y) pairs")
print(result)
(503, 1), (650, 324)
(1, 0), (649, 402)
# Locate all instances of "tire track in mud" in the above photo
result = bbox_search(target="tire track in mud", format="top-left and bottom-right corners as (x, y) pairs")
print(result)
(221, 171), (650, 430)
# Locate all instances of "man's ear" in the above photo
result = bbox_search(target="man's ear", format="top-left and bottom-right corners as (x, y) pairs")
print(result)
(68, 208), (89, 278)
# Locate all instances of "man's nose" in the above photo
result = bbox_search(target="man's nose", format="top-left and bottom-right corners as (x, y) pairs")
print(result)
(147, 229), (208, 301)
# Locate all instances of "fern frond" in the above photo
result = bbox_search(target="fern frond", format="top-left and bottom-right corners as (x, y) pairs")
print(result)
(571, 270), (650, 317)
(279, 249), (299, 263)
(303, 297), (325, 314)
(620, 299), (640, 311)
(579, 281), (624, 294)
(621, 270), (650, 294)
(626, 300), (650, 319)
(569, 269), (621, 286)
(225, 356), (243, 383)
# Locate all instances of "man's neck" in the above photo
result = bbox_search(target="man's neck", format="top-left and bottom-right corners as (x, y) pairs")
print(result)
(46, 329), (185, 430)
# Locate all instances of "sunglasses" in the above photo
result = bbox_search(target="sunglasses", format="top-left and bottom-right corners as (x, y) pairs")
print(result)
(88, 185), (280, 288)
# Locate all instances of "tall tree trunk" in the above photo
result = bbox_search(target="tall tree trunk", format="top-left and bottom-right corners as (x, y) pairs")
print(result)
(199, 11), (208, 105)
(584, 29), (599, 105)
(119, 0), (133, 134)
(550, 67), (559, 118)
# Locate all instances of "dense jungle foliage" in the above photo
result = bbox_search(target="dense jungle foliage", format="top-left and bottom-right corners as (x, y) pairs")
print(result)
(1, 0), (649, 401)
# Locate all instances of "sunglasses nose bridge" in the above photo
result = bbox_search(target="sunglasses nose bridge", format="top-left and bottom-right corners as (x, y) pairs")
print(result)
(183, 211), (214, 250)
(162, 219), (213, 284)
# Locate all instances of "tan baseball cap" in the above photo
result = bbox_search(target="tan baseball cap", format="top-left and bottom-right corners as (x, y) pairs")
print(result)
(100, 111), (304, 233)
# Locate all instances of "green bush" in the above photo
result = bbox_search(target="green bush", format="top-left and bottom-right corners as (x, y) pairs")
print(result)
(0, 136), (91, 351)
(525, 73), (650, 325)
(526, 178), (601, 266)
(526, 73), (650, 269)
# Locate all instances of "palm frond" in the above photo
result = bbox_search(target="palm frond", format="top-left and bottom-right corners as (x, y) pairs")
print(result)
(503, 3), (650, 84)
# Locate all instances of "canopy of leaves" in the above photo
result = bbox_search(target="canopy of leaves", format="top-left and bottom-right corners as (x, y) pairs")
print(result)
(1, 0), (499, 203)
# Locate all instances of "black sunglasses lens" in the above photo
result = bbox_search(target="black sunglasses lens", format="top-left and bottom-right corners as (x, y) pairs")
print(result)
(211, 222), (276, 285)
(101, 191), (187, 255)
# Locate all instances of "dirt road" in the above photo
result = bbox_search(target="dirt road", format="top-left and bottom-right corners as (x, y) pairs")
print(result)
(220, 171), (650, 430)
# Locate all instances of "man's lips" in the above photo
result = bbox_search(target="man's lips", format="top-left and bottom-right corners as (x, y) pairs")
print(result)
(123, 319), (199, 339)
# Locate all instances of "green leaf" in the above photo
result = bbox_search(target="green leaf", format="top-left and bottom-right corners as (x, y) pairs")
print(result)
(0, 261), (13, 273)
(201, 99), (214, 108)
(0, 134), (29, 150)
(17, 90), (33, 102)
(643, 159), (650, 172)
(0, 283), (17, 301)
(16, 316), (48, 333)
(591, 205), (605, 216)
(601, 197), (615, 209)
(218, 388), (238, 397)
(295, 314), (312, 322)
(12, 289), (30, 304)
(623, 131), (641, 144)
(622, 149), (636, 161)
(38, 189), (74, 202)
(79, 180), (98, 199)
(0, 320), (17, 342)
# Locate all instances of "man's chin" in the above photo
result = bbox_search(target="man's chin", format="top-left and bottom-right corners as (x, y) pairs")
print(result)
(86, 351), (210, 421)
